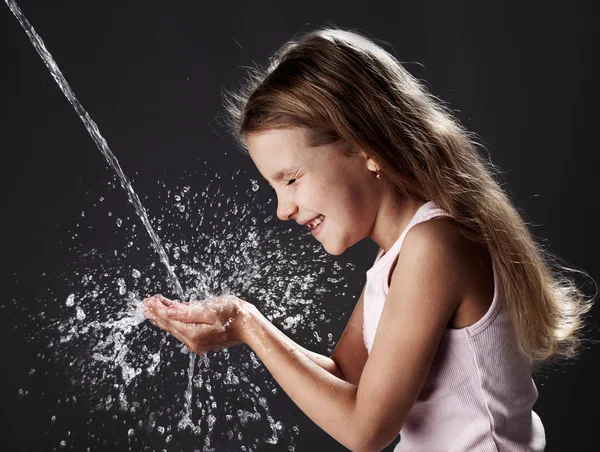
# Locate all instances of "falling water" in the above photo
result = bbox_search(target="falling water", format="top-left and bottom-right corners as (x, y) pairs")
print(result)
(5, 0), (184, 299)
(3, 0), (201, 439)
(178, 353), (201, 434)
(5, 1), (362, 450)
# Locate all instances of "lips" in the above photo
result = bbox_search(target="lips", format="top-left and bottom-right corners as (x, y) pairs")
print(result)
(310, 216), (325, 237)
(307, 214), (325, 230)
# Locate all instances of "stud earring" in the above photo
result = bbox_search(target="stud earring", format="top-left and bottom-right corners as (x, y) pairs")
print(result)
(376, 170), (381, 180)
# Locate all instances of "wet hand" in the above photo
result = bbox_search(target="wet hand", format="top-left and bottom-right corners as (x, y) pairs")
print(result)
(142, 294), (248, 354)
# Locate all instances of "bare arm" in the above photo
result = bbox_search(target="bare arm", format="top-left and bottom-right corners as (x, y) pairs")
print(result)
(238, 304), (361, 450)
(330, 285), (368, 386)
(285, 285), (368, 383)
(148, 222), (464, 451)
(290, 342), (345, 380)
(237, 223), (463, 450)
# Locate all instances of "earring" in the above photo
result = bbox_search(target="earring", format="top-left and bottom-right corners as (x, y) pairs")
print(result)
(376, 170), (381, 180)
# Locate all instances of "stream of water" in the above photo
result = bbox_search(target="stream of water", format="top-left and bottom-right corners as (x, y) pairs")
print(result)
(5, 1), (358, 449)
(5, 0), (184, 299)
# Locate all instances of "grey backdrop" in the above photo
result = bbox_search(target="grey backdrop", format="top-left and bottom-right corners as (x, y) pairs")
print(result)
(1, 1), (599, 451)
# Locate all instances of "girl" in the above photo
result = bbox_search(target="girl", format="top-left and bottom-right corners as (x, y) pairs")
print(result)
(143, 28), (594, 451)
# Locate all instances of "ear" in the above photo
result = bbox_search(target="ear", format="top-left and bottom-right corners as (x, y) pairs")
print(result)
(356, 148), (380, 175)
(365, 155), (379, 173)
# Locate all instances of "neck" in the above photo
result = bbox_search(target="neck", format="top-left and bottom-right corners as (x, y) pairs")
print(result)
(369, 187), (425, 255)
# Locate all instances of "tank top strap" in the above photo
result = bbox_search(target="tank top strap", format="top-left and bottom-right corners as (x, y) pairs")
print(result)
(415, 201), (454, 224)
(369, 201), (453, 278)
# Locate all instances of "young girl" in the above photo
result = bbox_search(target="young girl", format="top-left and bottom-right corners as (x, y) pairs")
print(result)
(143, 28), (594, 451)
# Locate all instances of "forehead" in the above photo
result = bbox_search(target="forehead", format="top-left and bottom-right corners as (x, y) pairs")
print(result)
(246, 128), (315, 175)
(247, 128), (308, 158)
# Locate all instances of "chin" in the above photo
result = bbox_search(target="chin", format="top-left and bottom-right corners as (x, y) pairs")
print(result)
(322, 242), (346, 256)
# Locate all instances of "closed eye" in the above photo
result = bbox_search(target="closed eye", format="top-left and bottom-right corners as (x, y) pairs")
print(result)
(286, 178), (297, 185)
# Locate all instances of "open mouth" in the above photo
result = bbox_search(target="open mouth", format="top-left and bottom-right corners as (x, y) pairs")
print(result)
(308, 215), (325, 236)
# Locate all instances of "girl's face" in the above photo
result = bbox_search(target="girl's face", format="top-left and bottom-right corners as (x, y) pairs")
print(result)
(247, 127), (381, 255)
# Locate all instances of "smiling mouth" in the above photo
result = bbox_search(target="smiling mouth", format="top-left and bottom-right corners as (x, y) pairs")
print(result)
(307, 214), (325, 230)
(309, 216), (325, 237)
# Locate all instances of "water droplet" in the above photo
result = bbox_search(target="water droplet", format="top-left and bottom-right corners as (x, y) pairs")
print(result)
(127, 428), (135, 438)
(76, 307), (86, 321)
(132, 269), (141, 279)
(178, 205), (185, 212)
(65, 294), (75, 307)
(251, 180), (259, 192)
(116, 218), (122, 227)
(207, 414), (216, 430)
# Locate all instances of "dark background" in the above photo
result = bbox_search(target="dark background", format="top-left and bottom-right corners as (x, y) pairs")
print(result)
(2, 1), (599, 451)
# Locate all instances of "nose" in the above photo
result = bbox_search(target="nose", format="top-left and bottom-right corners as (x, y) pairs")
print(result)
(276, 195), (298, 221)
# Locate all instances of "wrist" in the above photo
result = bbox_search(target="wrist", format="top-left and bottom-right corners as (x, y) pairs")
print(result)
(234, 299), (260, 345)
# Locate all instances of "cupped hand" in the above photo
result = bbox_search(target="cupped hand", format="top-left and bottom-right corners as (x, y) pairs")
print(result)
(142, 294), (249, 354)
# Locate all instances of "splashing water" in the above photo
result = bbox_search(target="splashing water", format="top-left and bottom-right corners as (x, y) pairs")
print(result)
(5, 0), (183, 298)
(29, 176), (357, 450)
(6, 1), (362, 450)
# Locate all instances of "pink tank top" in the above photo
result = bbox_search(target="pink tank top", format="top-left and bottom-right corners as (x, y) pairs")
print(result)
(363, 201), (546, 451)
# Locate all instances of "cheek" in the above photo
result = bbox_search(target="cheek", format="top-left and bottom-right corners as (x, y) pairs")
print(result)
(311, 174), (375, 225)
(326, 187), (373, 239)
(343, 183), (374, 217)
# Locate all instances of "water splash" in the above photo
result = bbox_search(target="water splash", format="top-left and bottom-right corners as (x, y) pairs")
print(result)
(6, 1), (361, 449)
(23, 174), (357, 450)
(5, 0), (183, 298)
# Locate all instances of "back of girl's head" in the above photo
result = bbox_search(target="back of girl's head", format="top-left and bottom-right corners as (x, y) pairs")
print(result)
(221, 26), (597, 369)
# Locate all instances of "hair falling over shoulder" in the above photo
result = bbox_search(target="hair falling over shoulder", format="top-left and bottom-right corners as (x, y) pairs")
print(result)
(219, 26), (597, 369)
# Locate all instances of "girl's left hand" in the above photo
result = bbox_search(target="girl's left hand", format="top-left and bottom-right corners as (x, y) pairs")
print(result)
(142, 294), (248, 354)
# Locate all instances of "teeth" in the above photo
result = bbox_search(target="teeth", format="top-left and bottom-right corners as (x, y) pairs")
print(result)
(309, 215), (325, 229)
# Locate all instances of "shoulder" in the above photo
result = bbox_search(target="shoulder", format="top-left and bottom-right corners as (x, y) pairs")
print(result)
(406, 215), (465, 249)
(402, 216), (470, 262)
(392, 216), (476, 307)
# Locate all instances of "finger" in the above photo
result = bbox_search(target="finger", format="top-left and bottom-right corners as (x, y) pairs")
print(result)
(144, 305), (171, 330)
(155, 316), (205, 341)
(157, 294), (175, 307)
(142, 295), (161, 308)
(166, 304), (212, 324)
(151, 298), (174, 322)
(148, 307), (190, 337)
(151, 315), (177, 336)
(148, 314), (168, 332)
(154, 317), (195, 350)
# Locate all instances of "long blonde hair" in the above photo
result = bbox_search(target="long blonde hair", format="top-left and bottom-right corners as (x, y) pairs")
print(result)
(220, 27), (596, 368)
